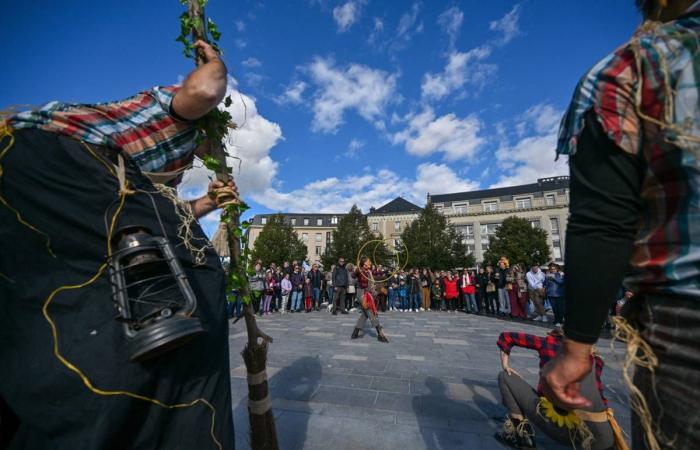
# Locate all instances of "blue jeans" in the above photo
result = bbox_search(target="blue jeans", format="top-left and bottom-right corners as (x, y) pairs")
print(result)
(326, 285), (334, 303)
(291, 291), (303, 311)
(227, 291), (242, 318)
(388, 292), (397, 309)
(312, 287), (321, 308)
(411, 293), (421, 310)
(400, 296), (408, 310)
(464, 293), (477, 312)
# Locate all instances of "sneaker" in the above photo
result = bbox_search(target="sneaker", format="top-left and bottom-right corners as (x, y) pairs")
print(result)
(540, 315), (548, 323)
(420, 307), (425, 311)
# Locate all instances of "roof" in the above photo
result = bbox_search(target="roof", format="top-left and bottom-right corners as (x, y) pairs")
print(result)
(430, 177), (570, 204)
(249, 213), (346, 227)
(368, 197), (423, 215)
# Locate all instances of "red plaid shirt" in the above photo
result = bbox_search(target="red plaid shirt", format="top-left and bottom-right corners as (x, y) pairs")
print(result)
(497, 332), (607, 405)
(7, 86), (199, 177)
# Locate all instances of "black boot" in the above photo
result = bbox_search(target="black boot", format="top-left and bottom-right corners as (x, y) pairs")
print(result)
(351, 328), (361, 339)
(376, 326), (389, 343)
(494, 417), (536, 450)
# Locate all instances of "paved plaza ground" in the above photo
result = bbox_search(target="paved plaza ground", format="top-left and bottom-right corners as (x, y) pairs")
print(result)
(228, 310), (631, 450)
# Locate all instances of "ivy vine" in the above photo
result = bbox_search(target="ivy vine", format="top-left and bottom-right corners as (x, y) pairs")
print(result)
(178, 0), (254, 304)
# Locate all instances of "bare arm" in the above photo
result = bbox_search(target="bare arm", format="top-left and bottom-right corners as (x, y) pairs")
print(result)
(171, 40), (227, 121)
(500, 351), (519, 377)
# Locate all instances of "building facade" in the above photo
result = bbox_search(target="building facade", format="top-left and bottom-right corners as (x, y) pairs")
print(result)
(246, 213), (345, 263)
(429, 176), (570, 264)
(366, 197), (422, 247)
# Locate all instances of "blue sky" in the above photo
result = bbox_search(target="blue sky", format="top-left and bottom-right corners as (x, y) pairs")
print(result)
(1, 1), (641, 235)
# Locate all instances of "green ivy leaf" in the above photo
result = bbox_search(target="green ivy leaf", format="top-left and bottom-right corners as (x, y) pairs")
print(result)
(203, 155), (221, 171)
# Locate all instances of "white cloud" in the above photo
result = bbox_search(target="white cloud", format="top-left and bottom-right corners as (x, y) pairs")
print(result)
(393, 107), (484, 161)
(234, 38), (248, 49)
(307, 57), (398, 133)
(241, 57), (261, 68)
(235, 20), (246, 32)
(437, 6), (464, 48)
(392, 2), (423, 50)
(251, 163), (478, 213)
(343, 138), (365, 159)
(179, 78), (283, 204)
(276, 81), (308, 105)
(421, 46), (494, 101)
(332, 0), (365, 32)
(367, 17), (384, 44)
(490, 103), (567, 188)
(489, 4), (522, 45)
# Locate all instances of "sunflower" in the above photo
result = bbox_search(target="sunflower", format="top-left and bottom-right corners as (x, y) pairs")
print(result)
(538, 397), (582, 429)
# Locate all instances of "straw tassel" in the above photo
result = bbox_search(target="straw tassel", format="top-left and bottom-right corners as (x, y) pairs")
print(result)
(211, 222), (230, 258)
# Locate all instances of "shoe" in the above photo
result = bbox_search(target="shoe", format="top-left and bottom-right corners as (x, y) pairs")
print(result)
(494, 417), (536, 450)
(332, 310), (338, 316)
(376, 326), (389, 343)
(554, 322), (562, 328)
(420, 307), (425, 311)
(351, 328), (361, 339)
(540, 316), (548, 323)
(341, 310), (349, 315)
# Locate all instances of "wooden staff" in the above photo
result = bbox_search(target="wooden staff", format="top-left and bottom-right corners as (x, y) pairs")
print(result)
(187, 2), (279, 448)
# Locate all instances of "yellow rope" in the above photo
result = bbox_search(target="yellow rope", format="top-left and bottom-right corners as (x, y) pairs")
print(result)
(0, 125), (56, 257)
(38, 160), (222, 449)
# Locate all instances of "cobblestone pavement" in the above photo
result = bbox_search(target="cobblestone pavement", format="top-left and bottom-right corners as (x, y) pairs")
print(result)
(229, 309), (631, 450)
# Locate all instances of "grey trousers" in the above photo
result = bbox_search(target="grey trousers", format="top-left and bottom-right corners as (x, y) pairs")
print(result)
(498, 288), (511, 314)
(355, 287), (381, 329)
(498, 371), (614, 450)
(333, 286), (347, 311)
(626, 295), (700, 450)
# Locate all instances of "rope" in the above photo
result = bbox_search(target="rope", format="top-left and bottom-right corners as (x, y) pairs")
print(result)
(248, 396), (272, 415)
(246, 369), (267, 385)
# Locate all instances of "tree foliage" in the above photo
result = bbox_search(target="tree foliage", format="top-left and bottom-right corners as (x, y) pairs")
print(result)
(321, 205), (390, 268)
(251, 214), (307, 267)
(482, 216), (551, 267)
(400, 203), (472, 269)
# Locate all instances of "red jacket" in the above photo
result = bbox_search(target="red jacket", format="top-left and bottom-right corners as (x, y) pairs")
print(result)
(460, 274), (476, 295)
(444, 278), (458, 299)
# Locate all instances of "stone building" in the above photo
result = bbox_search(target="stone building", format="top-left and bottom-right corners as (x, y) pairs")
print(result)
(366, 197), (422, 247)
(429, 176), (570, 264)
(246, 213), (345, 263)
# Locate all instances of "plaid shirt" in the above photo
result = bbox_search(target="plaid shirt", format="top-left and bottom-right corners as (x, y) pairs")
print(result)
(497, 332), (607, 405)
(7, 86), (199, 176)
(557, 3), (700, 297)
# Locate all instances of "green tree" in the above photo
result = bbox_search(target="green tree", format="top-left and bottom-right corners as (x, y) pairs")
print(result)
(321, 205), (390, 268)
(400, 203), (472, 269)
(251, 214), (307, 267)
(482, 216), (551, 267)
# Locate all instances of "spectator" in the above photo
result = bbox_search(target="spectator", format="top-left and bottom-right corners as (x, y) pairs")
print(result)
(290, 265), (305, 313)
(509, 264), (528, 320)
(273, 266), (283, 312)
(430, 279), (443, 311)
(420, 268), (432, 311)
(249, 262), (265, 315)
(495, 258), (511, 317)
(332, 257), (349, 315)
(409, 269), (422, 312)
(303, 278), (313, 313)
(398, 279), (409, 311)
(388, 280), (398, 311)
(443, 271), (459, 313)
(346, 263), (357, 311)
(545, 263), (565, 327)
(476, 267), (488, 313)
(262, 270), (276, 316)
(485, 265), (498, 315)
(461, 270), (478, 313)
(325, 265), (334, 304)
(526, 264), (547, 322)
(280, 273), (292, 314)
(307, 263), (324, 312)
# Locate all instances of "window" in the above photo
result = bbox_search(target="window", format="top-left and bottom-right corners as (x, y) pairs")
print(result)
(553, 241), (562, 260)
(530, 219), (541, 229)
(315, 233), (322, 242)
(454, 202), (468, 214)
(302, 233), (308, 242)
(303, 218), (310, 226)
(291, 218), (296, 226)
(436, 205), (444, 214)
(480, 223), (500, 237)
(483, 201), (498, 212)
(331, 216), (338, 224)
(464, 225), (474, 238)
(394, 221), (401, 232)
(550, 217), (560, 235)
(481, 243), (490, 252)
(515, 197), (532, 209)
(466, 244), (475, 255)
(393, 238), (401, 248)
(315, 246), (322, 255)
(545, 194), (556, 206)
(326, 232), (331, 243)
(317, 218), (323, 226)
(371, 222), (378, 232)
(261, 217), (267, 225)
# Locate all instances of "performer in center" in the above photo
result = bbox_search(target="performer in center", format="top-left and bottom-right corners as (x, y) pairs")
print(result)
(351, 256), (389, 343)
